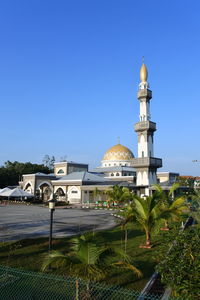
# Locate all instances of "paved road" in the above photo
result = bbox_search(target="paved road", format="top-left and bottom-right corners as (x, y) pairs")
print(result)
(0, 205), (117, 242)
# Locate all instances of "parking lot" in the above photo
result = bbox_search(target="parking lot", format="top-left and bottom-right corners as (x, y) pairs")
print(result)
(0, 204), (117, 241)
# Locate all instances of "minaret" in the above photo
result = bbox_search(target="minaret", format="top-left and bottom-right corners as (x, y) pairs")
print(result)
(132, 62), (162, 195)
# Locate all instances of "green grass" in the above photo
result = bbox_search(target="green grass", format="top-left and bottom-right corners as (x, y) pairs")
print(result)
(0, 223), (175, 292)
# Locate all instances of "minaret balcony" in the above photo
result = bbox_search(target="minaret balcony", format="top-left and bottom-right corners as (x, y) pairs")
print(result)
(137, 89), (152, 100)
(134, 121), (156, 132)
(132, 157), (162, 168)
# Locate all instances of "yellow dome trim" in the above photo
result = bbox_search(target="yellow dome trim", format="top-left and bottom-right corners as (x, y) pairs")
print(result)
(103, 144), (134, 161)
(140, 63), (148, 82)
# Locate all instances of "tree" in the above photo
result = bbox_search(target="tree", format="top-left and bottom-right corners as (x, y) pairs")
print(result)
(105, 185), (132, 207)
(153, 183), (188, 230)
(42, 155), (55, 170)
(0, 161), (50, 188)
(156, 226), (200, 300)
(42, 232), (142, 282)
(128, 193), (163, 248)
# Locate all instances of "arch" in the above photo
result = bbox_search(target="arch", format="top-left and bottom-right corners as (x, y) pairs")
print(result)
(24, 181), (33, 193)
(67, 186), (81, 204)
(116, 173), (120, 176)
(37, 181), (53, 202)
(68, 186), (79, 195)
(57, 169), (64, 174)
(55, 187), (65, 196)
(37, 181), (52, 190)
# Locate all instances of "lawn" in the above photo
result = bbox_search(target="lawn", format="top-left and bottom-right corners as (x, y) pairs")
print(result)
(0, 223), (173, 292)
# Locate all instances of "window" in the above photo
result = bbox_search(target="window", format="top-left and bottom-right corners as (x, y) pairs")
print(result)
(71, 190), (77, 194)
(124, 173), (127, 176)
(142, 151), (144, 158)
(111, 173), (114, 176)
(57, 169), (64, 174)
(116, 173), (120, 176)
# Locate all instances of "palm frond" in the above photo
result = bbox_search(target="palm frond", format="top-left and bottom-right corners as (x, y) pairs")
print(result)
(111, 261), (142, 278)
(169, 183), (180, 196)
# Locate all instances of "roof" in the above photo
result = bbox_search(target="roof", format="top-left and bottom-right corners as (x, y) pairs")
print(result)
(91, 166), (136, 173)
(54, 161), (88, 165)
(23, 173), (56, 177)
(57, 171), (109, 183)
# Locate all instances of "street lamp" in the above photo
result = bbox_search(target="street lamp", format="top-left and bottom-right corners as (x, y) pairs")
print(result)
(48, 196), (56, 252)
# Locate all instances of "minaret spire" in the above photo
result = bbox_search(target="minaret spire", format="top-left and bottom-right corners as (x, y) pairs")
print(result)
(132, 62), (162, 195)
(139, 58), (149, 90)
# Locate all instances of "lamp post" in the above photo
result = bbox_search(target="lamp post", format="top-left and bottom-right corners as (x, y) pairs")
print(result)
(48, 197), (56, 252)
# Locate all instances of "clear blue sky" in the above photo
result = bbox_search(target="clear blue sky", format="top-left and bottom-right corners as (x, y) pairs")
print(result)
(0, 0), (200, 175)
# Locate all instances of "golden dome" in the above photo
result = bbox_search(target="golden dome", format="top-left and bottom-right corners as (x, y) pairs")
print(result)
(103, 144), (134, 161)
(140, 63), (148, 82)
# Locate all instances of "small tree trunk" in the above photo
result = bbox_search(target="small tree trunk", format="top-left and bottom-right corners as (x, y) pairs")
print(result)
(124, 228), (128, 254)
(165, 220), (169, 229)
(161, 220), (170, 231)
(146, 231), (151, 246)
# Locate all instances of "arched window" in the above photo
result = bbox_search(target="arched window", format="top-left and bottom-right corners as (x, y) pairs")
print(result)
(116, 173), (120, 176)
(57, 169), (64, 174)
(111, 173), (114, 176)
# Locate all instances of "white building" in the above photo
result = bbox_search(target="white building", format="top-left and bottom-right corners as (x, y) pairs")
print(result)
(20, 63), (179, 203)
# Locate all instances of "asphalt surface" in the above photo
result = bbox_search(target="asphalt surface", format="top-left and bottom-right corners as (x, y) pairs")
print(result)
(0, 205), (117, 242)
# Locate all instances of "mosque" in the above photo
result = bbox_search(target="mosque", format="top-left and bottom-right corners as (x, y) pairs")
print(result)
(20, 63), (179, 203)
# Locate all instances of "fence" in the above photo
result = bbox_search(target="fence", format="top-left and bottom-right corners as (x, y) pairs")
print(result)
(0, 265), (179, 300)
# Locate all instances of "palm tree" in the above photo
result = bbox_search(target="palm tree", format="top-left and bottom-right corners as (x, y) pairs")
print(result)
(129, 193), (163, 248)
(105, 185), (132, 208)
(42, 232), (142, 281)
(153, 183), (188, 230)
(120, 205), (136, 253)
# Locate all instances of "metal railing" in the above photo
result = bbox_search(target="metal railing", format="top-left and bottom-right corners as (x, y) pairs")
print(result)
(134, 121), (156, 132)
(132, 157), (162, 168)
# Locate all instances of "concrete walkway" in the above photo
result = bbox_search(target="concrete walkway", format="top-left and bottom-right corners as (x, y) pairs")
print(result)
(0, 204), (117, 242)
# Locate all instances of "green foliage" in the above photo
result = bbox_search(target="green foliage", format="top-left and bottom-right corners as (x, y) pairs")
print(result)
(176, 176), (195, 188)
(190, 189), (200, 225)
(42, 232), (142, 281)
(156, 226), (200, 299)
(0, 224), (167, 291)
(121, 193), (164, 246)
(153, 183), (188, 228)
(132, 194), (164, 246)
(105, 185), (132, 207)
(0, 160), (51, 188)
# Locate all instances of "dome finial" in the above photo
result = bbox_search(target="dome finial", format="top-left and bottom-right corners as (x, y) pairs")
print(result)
(117, 136), (120, 144)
